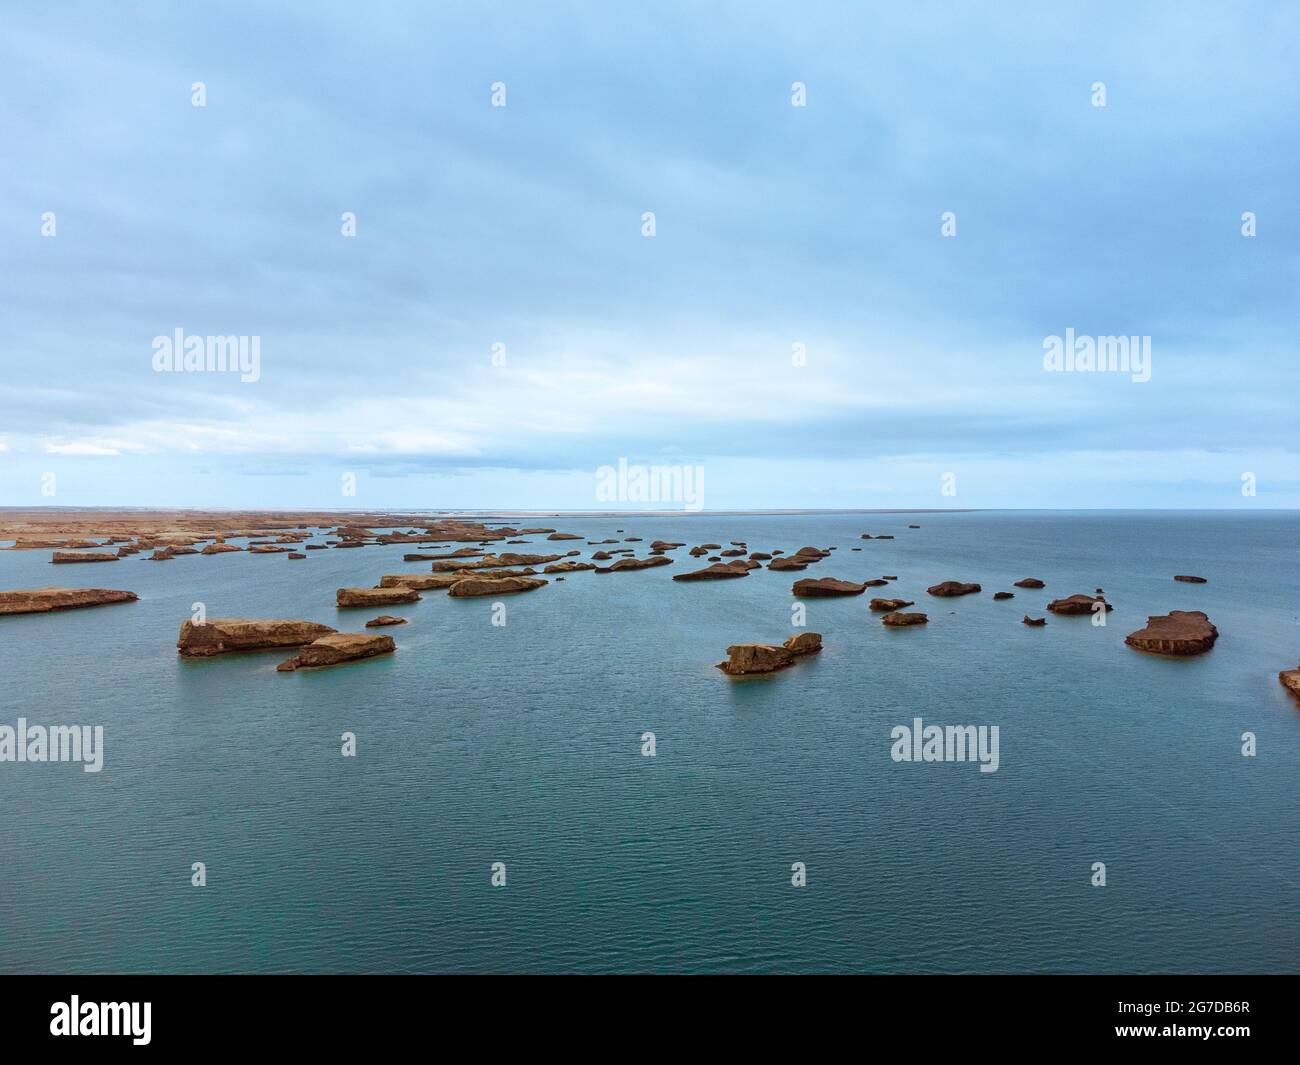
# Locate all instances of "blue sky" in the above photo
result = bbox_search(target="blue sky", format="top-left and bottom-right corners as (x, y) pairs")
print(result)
(1, 1), (1296, 509)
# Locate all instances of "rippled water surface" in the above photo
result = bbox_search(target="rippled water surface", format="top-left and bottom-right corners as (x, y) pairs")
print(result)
(1, 511), (1297, 972)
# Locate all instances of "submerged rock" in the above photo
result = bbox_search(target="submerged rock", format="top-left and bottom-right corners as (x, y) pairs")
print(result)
(177, 618), (337, 657)
(336, 587), (422, 607)
(1014, 578), (1045, 589)
(1174, 575), (1208, 584)
(0, 587), (138, 615)
(1023, 616), (1047, 626)
(546, 532), (583, 541)
(993, 591), (1015, 600)
(277, 633), (395, 671)
(927, 581), (981, 597)
(1125, 610), (1219, 656)
(792, 577), (866, 597)
(365, 615), (407, 627)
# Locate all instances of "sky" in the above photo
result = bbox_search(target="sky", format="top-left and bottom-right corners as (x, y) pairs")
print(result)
(0, 1), (1296, 510)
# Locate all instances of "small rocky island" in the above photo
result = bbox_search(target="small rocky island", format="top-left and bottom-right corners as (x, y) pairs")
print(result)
(717, 632), (822, 676)
(277, 633), (396, 671)
(1125, 611), (1219, 656)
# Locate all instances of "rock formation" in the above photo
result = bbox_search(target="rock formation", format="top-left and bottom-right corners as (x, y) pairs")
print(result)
(1124, 610), (1219, 656)
(0, 587), (138, 615)
(1014, 578), (1045, 589)
(447, 575), (548, 597)
(673, 562), (751, 581)
(1023, 616), (1047, 626)
(1047, 594), (1111, 615)
(881, 612), (928, 626)
(1174, 575), (1208, 584)
(365, 615), (407, 627)
(177, 618), (337, 657)
(717, 632), (823, 675)
(792, 578), (867, 597)
(51, 551), (118, 564)
(869, 597), (914, 611)
(277, 633), (396, 671)
(927, 581), (981, 597)
(336, 587), (422, 607)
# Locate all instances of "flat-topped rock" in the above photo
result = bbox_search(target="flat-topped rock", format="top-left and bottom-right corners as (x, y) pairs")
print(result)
(543, 561), (597, 573)
(177, 618), (337, 657)
(1125, 610), (1219, 656)
(881, 612), (928, 626)
(717, 632), (822, 676)
(674, 562), (751, 581)
(869, 597), (914, 611)
(0, 587), (138, 615)
(767, 556), (808, 571)
(1280, 664), (1300, 701)
(545, 532), (583, 541)
(336, 586), (421, 607)
(927, 581), (981, 597)
(993, 591), (1015, 600)
(1014, 578), (1045, 589)
(1047, 594), (1112, 615)
(792, 577), (867, 597)
(200, 542), (241, 555)
(1174, 575), (1208, 584)
(365, 615), (407, 628)
(593, 555), (673, 573)
(277, 632), (395, 671)
(51, 551), (118, 564)
(447, 575), (548, 597)
(1023, 616), (1047, 626)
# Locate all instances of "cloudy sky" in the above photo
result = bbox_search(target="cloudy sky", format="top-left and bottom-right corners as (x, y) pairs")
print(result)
(1, 1), (1296, 509)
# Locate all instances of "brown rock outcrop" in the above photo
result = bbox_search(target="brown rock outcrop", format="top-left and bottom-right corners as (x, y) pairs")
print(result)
(1125, 611), (1219, 656)
(277, 633), (395, 671)
(993, 591), (1014, 600)
(768, 557), (807, 571)
(543, 561), (597, 574)
(1047, 594), (1112, 615)
(717, 632), (822, 675)
(447, 576), (548, 597)
(177, 618), (337, 657)
(1280, 665), (1300, 701)
(869, 597), (914, 611)
(593, 556), (673, 573)
(881, 612), (928, 626)
(673, 562), (751, 581)
(1023, 616), (1047, 626)
(792, 578), (867, 597)
(0, 587), (139, 615)
(546, 532), (583, 541)
(51, 551), (119, 564)
(927, 581), (981, 597)
(336, 587), (422, 607)
(1174, 575), (1207, 584)
(1014, 578), (1045, 589)
(201, 542), (241, 555)
(365, 615), (407, 627)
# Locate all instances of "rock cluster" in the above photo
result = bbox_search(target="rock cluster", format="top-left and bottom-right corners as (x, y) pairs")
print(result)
(717, 632), (823, 676)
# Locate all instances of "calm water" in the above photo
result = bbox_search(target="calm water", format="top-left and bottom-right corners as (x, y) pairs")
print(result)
(1, 511), (1297, 973)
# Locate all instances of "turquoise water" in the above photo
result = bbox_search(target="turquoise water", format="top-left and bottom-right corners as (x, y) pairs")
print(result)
(1, 511), (1296, 973)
